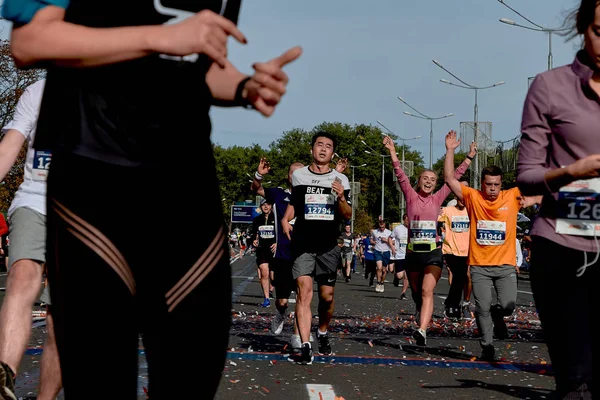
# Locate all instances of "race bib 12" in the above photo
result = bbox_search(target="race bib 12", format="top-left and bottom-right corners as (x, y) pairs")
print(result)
(32, 150), (51, 181)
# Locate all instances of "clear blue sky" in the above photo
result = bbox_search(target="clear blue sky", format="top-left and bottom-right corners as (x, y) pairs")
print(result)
(0, 0), (582, 166)
(210, 0), (580, 166)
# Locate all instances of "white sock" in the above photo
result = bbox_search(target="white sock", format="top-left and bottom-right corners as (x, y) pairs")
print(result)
(302, 341), (311, 347)
(318, 329), (327, 336)
(418, 328), (426, 337)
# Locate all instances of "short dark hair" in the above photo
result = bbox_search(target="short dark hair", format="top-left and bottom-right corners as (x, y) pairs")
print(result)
(311, 131), (337, 151)
(481, 166), (503, 181)
(562, 0), (600, 40)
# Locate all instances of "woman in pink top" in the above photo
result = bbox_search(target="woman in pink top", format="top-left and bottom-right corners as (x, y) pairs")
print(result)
(384, 135), (476, 346)
(517, 1), (599, 396)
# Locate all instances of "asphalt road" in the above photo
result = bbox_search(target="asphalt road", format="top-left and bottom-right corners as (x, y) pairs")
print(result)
(2, 251), (555, 399)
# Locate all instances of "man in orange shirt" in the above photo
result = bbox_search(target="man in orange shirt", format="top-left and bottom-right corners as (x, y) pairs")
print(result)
(444, 131), (538, 361)
(439, 180), (472, 321)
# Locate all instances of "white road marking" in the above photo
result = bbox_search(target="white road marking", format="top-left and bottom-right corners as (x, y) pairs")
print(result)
(306, 384), (337, 400)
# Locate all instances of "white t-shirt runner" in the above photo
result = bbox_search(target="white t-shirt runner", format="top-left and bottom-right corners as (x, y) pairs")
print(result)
(391, 224), (408, 260)
(4, 79), (47, 217)
(372, 228), (392, 253)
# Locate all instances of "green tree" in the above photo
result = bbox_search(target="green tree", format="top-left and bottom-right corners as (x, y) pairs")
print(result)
(214, 143), (265, 222)
(212, 122), (426, 227)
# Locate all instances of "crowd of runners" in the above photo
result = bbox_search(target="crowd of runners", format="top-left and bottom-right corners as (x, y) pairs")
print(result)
(0, 0), (597, 399)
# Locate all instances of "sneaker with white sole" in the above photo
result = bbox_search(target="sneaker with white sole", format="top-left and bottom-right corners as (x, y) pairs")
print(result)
(271, 312), (286, 335)
(290, 333), (314, 353)
(412, 328), (427, 347)
(317, 332), (332, 355)
(288, 342), (313, 365)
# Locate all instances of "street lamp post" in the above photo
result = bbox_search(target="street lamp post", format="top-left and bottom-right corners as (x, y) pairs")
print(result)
(497, 0), (568, 71)
(376, 120), (421, 217)
(432, 59), (505, 189)
(397, 97), (453, 169)
(349, 163), (367, 232)
(361, 140), (390, 220)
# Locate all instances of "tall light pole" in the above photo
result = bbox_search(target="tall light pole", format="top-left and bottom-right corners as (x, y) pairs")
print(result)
(397, 97), (453, 169)
(361, 140), (389, 220)
(349, 163), (367, 232)
(376, 120), (421, 217)
(432, 59), (505, 189)
(497, 0), (568, 71)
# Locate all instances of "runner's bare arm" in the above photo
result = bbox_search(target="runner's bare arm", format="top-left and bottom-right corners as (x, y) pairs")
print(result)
(250, 158), (270, 198)
(332, 180), (352, 220)
(209, 47), (302, 116)
(9, 6), (245, 68)
(0, 130), (27, 182)
(444, 131), (464, 202)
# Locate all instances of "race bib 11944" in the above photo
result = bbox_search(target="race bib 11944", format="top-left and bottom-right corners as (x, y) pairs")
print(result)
(476, 220), (506, 246)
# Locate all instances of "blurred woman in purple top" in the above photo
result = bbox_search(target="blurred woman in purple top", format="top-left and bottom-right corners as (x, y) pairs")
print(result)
(383, 135), (476, 346)
(517, 1), (600, 397)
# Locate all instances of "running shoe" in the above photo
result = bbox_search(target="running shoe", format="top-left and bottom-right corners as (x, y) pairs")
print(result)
(412, 329), (426, 347)
(317, 333), (332, 355)
(288, 343), (313, 365)
(271, 312), (285, 335)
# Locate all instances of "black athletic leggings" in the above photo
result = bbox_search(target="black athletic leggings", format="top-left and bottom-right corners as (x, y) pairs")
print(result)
(530, 236), (594, 398)
(46, 153), (232, 399)
(443, 254), (468, 309)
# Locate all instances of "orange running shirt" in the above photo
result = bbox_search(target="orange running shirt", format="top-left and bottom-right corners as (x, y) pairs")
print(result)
(462, 186), (521, 267)
(439, 206), (470, 257)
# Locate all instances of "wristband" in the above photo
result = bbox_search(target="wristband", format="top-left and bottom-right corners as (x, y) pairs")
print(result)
(235, 76), (253, 109)
(466, 155), (474, 161)
(255, 171), (263, 181)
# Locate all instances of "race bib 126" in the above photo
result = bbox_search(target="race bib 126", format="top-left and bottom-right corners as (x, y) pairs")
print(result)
(476, 220), (506, 245)
(556, 178), (600, 237)
(304, 193), (334, 221)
